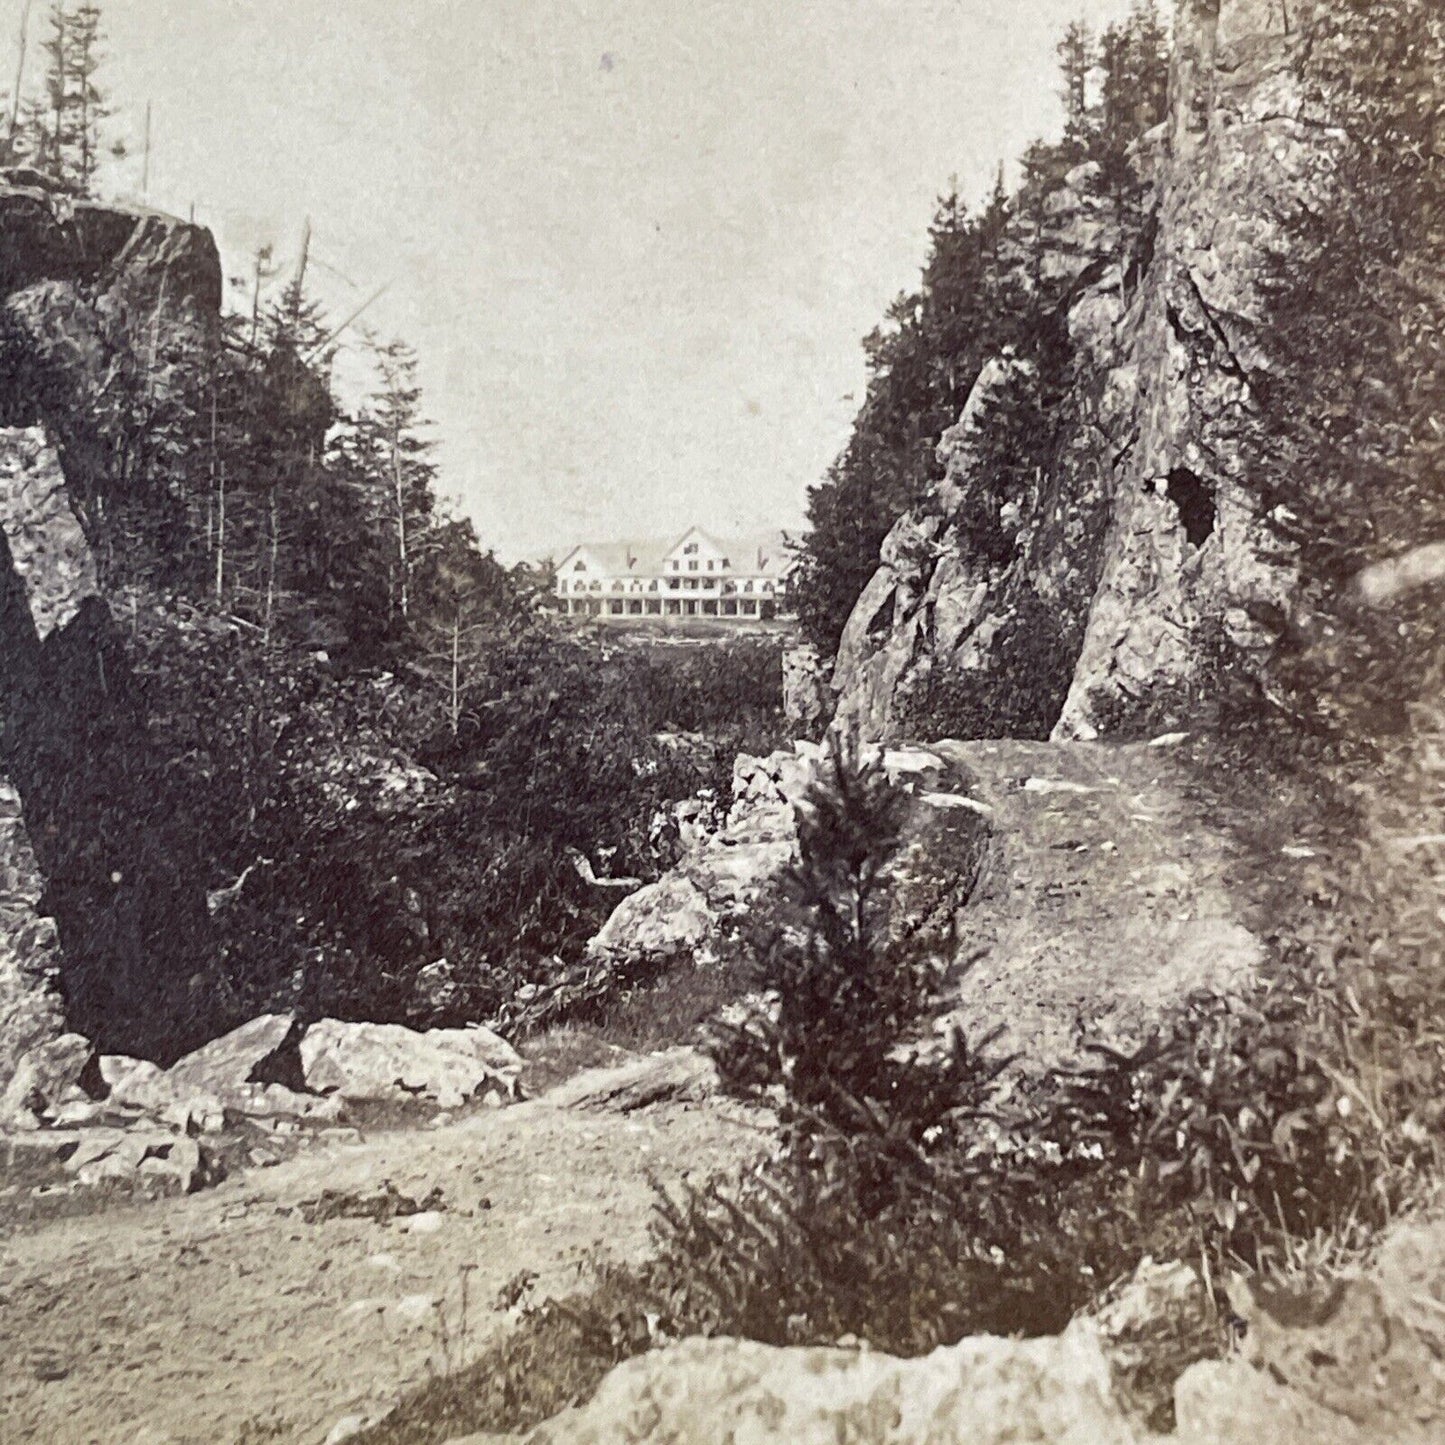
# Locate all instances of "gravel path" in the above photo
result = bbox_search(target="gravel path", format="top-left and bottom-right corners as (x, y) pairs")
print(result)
(0, 1086), (762, 1445)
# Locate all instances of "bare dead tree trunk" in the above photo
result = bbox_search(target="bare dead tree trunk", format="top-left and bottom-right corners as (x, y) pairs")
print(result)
(392, 418), (409, 619)
(450, 608), (461, 737)
(205, 379), (218, 557)
(8, 0), (32, 148)
(263, 489), (278, 646)
(214, 462), (226, 604)
(250, 248), (264, 349)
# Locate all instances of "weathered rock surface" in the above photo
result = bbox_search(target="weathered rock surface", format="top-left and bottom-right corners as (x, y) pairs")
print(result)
(0, 181), (223, 1070)
(0, 1030), (92, 1122)
(0, 777), (63, 1094)
(830, 0), (1323, 743)
(1171, 1214), (1445, 1443)
(932, 736), (1263, 1072)
(493, 1321), (1150, 1445)
(447, 1207), (1445, 1445)
(299, 1019), (521, 1108)
(782, 642), (830, 733)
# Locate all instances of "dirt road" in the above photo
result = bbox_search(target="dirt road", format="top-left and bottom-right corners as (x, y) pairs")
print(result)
(0, 1089), (762, 1445)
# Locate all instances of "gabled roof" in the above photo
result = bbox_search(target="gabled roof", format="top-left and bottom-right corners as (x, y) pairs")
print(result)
(557, 529), (795, 578)
(557, 538), (674, 574)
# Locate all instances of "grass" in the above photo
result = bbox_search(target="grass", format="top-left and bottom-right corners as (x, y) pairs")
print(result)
(350, 1267), (654, 1445)
(518, 955), (751, 1095)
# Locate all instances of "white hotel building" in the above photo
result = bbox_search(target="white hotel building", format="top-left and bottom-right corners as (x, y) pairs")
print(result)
(555, 527), (790, 621)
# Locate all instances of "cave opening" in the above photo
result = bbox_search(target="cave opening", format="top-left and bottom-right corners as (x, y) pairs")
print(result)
(1164, 467), (1216, 549)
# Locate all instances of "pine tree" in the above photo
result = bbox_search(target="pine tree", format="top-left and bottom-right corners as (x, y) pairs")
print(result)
(1056, 20), (1095, 157)
(24, 2), (111, 191)
(361, 338), (438, 624)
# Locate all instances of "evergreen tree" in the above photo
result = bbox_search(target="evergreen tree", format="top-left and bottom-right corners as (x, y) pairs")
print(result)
(25, 2), (112, 191)
(1056, 20), (1095, 157)
(359, 337), (438, 624)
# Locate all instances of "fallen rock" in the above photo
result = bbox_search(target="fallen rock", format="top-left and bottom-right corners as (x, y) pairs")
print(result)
(299, 1020), (521, 1107)
(161, 1092), (227, 1135)
(98, 1054), (166, 1105)
(0, 1032), (94, 1121)
(165, 1013), (296, 1097)
(542, 1047), (718, 1113)
(1, 1127), (80, 1159)
(510, 1320), (1147, 1444)
(586, 873), (715, 961)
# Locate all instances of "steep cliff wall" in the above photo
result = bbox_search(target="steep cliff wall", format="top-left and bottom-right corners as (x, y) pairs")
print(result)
(0, 176), (222, 1080)
(831, 0), (1322, 742)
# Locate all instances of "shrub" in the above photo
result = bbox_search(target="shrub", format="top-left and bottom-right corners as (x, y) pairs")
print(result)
(708, 732), (1007, 1204)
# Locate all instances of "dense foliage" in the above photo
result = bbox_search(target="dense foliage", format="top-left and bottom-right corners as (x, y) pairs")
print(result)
(0, 5), (791, 1040)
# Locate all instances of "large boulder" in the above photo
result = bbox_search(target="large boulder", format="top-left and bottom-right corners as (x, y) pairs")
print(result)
(0, 1030), (92, 1123)
(507, 1321), (1148, 1445)
(587, 873), (716, 963)
(0, 183), (223, 1065)
(298, 1020), (522, 1109)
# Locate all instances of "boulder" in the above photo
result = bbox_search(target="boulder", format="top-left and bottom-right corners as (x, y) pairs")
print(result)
(587, 874), (716, 962)
(165, 1014), (297, 1098)
(510, 1320), (1147, 1444)
(299, 1020), (522, 1108)
(98, 1054), (166, 1106)
(0, 1031), (93, 1121)
(684, 840), (794, 915)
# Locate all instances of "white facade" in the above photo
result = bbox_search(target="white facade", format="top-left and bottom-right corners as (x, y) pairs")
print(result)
(555, 527), (789, 621)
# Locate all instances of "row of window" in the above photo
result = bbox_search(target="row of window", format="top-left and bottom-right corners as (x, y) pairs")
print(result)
(566, 596), (777, 618)
(569, 555), (737, 575)
(558, 578), (776, 595)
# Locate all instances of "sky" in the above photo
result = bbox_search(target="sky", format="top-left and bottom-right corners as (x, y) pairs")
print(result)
(65, 0), (1135, 562)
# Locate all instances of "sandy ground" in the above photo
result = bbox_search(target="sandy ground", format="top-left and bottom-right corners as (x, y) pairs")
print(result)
(0, 1089), (764, 1445)
(0, 736), (1300, 1445)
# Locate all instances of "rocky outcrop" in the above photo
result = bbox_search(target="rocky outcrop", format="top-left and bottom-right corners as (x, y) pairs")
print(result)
(0, 778), (64, 1092)
(507, 1322), (1145, 1445)
(830, 0), (1324, 742)
(588, 733), (1264, 1079)
(781, 643), (830, 734)
(0, 180), (223, 1076)
(453, 1208), (1445, 1444)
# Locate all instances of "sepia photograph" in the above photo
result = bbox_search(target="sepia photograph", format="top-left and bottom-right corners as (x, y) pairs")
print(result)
(0, 0), (1441, 1440)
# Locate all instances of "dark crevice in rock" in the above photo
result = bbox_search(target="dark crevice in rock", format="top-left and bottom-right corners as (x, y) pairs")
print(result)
(1165, 467), (1217, 549)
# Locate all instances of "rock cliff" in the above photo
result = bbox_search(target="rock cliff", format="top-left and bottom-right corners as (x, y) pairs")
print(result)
(831, 0), (1319, 742)
(0, 175), (222, 1083)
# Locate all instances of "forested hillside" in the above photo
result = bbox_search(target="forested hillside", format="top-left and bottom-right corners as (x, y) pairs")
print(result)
(0, 2), (787, 1061)
(789, 0), (1169, 661)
